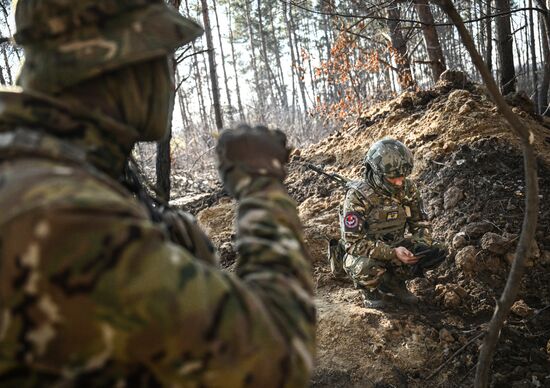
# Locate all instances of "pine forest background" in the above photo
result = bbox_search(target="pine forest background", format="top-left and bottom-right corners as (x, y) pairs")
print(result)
(0, 0), (549, 200)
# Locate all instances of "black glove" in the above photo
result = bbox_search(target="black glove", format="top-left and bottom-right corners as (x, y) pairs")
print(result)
(216, 124), (290, 198)
(409, 243), (447, 277)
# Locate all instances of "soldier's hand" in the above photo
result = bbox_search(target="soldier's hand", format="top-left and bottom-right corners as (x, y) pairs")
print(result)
(394, 246), (419, 265)
(216, 124), (290, 198)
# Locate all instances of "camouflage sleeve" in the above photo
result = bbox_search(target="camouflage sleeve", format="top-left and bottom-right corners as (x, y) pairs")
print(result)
(341, 188), (396, 262)
(161, 208), (219, 266)
(0, 173), (314, 386)
(406, 180), (432, 244)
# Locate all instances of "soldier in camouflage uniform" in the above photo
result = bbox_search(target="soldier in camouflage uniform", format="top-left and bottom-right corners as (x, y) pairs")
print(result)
(0, 1), (315, 386)
(340, 138), (445, 309)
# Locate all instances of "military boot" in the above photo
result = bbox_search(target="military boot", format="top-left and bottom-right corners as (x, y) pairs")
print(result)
(379, 279), (418, 305)
(361, 288), (386, 309)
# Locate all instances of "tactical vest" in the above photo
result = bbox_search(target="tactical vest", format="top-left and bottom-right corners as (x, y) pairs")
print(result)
(346, 181), (410, 245)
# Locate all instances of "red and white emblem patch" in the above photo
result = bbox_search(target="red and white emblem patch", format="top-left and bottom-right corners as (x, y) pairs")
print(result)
(344, 212), (359, 230)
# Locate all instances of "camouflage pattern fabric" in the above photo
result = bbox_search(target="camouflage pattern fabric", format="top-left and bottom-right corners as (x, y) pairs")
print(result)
(340, 178), (432, 290)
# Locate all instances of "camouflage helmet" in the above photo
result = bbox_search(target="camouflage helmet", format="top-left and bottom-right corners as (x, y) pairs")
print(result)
(364, 138), (413, 178)
(14, 0), (204, 93)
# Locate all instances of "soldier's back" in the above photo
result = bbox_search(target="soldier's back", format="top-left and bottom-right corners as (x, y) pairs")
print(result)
(0, 154), (167, 386)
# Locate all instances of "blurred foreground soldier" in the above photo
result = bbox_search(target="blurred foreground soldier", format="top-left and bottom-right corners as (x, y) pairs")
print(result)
(337, 139), (446, 309)
(0, 1), (315, 386)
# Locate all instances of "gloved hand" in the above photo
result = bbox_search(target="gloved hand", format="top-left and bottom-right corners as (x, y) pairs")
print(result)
(216, 124), (290, 198)
(409, 243), (447, 277)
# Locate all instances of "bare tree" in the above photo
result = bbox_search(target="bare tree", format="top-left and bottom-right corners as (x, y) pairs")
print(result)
(201, 0), (223, 130)
(156, 0), (183, 201)
(485, 0), (493, 74)
(495, 0), (516, 94)
(415, 0), (446, 81)
(227, 1), (245, 122)
(212, 0), (233, 122)
(386, 3), (416, 89)
(529, 0), (539, 113)
(537, 0), (550, 114)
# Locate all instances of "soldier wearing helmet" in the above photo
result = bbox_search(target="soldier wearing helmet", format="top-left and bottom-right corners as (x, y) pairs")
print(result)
(0, 0), (314, 386)
(339, 138), (445, 308)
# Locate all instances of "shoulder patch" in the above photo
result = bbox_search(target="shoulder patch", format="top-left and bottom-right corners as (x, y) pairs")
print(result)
(343, 211), (361, 232)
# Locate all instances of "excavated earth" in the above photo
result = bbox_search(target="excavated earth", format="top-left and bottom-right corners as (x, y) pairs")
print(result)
(187, 74), (550, 387)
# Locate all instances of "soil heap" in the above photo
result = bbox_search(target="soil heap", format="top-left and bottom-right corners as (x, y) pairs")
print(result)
(192, 72), (550, 387)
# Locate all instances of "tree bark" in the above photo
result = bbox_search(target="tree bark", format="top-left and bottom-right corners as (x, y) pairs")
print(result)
(435, 3), (539, 388)
(529, 0), (539, 113)
(184, 0), (208, 125)
(537, 0), (550, 115)
(201, 0), (223, 130)
(486, 0), (493, 73)
(283, 0), (298, 115)
(415, 0), (446, 82)
(495, 0), (516, 94)
(156, 0), (182, 201)
(212, 0), (233, 122)
(0, 62), (6, 85)
(244, 0), (263, 116)
(257, 0), (284, 108)
(290, 6), (309, 112)
(227, 1), (245, 121)
(269, 4), (288, 109)
(386, 4), (416, 89)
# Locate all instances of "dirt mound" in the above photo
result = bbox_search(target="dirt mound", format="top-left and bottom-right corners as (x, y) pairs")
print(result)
(196, 78), (550, 387)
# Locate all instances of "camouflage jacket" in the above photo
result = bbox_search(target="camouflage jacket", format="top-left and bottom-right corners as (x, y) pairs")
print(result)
(341, 179), (431, 262)
(0, 91), (315, 387)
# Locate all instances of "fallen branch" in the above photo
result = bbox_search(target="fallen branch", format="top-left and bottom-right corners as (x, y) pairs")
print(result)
(434, 1), (540, 387)
(425, 331), (484, 381)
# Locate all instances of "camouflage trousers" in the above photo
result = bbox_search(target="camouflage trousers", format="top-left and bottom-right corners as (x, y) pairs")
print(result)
(342, 239), (446, 290)
(343, 254), (410, 290)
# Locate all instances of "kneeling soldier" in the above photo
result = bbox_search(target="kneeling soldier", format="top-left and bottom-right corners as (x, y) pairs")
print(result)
(340, 138), (446, 308)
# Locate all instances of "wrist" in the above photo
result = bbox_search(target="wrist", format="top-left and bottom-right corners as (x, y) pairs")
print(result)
(235, 175), (286, 199)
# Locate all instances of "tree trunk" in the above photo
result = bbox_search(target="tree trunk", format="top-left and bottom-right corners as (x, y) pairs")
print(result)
(529, 0), (539, 113)
(415, 0), (446, 82)
(269, 5), (288, 109)
(0, 63), (6, 85)
(495, 0), (516, 94)
(244, 0), (263, 116)
(283, 0), (298, 115)
(175, 68), (189, 133)
(486, 0), (493, 74)
(2, 44), (12, 84)
(387, 4), (416, 89)
(540, 18), (550, 115)
(257, 0), (283, 108)
(537, 0), (550, 115)
(289, 6), (308, 112)
(303, 21), (317, 98)
(212, 0), (233, 122)
(184, 0), (208, 125)
(156, 0), (182, 201)
(227, 1), (245, 121)
(201, 0), (223, 130)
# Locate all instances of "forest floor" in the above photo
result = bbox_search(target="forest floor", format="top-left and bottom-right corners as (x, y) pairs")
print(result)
(182, 72), (550, 387)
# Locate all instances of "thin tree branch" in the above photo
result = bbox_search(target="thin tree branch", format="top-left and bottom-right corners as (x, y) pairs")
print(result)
(176, 48), (212, 64)
(282, 0), (546, 28)
(425, 332), (485, 381)
(433, 1), (540, 387)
